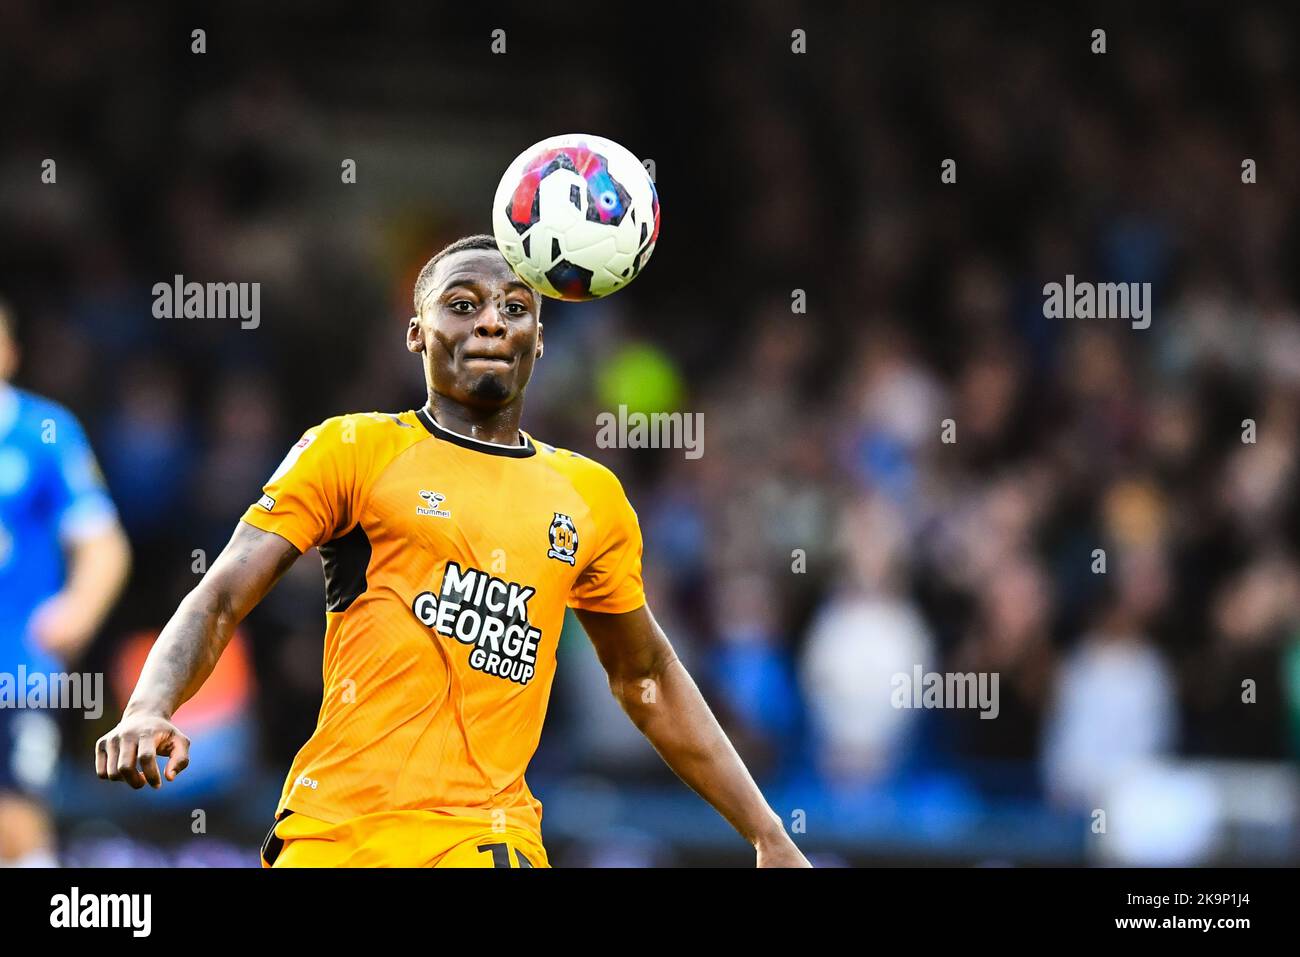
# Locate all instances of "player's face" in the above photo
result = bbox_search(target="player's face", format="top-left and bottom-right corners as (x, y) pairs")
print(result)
(408, 250), (542, 409)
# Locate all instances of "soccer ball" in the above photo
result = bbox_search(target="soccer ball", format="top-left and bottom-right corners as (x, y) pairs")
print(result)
(492, 133), (660, 301)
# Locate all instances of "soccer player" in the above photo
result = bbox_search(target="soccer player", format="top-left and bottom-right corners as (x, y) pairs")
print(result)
(0, 298), (132, 866)
(95, 236), (810, 868)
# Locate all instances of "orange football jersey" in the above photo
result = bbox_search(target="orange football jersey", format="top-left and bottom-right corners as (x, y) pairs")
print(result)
(239, 407), (645, 839)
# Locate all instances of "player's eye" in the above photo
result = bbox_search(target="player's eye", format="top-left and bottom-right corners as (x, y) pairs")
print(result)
(504, 302), (529, 316)
(449, 299), (476, 313)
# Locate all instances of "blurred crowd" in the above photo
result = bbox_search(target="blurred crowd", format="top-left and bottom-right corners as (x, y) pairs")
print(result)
(1, 2), (1298, 863)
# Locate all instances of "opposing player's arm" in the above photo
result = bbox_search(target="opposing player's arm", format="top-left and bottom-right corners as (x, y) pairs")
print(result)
(31, 408), (131, 661)
(575, 603), (811, 867)
(31, 522), (131, 661)
(95, 521), (300, 789)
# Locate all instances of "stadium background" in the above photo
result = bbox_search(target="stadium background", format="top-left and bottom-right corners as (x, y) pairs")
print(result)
(2, 1), (1298, 865)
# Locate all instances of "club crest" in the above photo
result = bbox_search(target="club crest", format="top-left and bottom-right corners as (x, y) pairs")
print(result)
(546, 512), (578, 565)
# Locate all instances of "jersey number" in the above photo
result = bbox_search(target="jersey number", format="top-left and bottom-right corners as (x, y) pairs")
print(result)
(477, 842), (533, 868)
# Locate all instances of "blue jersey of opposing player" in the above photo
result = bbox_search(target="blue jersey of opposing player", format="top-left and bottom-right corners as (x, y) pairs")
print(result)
(0, 383), (119, 674)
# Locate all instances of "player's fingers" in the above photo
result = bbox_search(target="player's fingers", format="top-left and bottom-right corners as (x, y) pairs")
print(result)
(138, 733), (162, 789)
(115, 733), (146, 790)
(104, 734), (123, 781)
(95, 736), (109, 779)
(162, 731), (191, 781)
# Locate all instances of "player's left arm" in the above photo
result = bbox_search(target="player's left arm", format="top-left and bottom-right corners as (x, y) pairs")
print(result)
(575, 603), (811, 867)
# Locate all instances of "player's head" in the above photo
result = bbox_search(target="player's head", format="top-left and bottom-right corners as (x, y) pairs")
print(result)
(407, 235), (543, 410)
(0, 297), (17, 383)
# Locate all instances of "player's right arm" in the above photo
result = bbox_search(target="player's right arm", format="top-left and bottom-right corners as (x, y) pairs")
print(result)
(94, 521), (300, 789)
(96, 413), (377, 790)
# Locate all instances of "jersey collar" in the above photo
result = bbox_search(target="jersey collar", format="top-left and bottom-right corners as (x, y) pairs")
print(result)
(416, 405), (537, 458)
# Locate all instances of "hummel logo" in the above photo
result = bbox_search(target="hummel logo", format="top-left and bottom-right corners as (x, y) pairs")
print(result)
(416, 490), (451, 518)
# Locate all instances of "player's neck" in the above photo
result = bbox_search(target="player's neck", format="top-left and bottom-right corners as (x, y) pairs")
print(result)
(423, 396), (526, 448)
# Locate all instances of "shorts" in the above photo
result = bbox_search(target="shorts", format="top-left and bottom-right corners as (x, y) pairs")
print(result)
(260, 807), (550, 868)
(0, 709), (60, 799)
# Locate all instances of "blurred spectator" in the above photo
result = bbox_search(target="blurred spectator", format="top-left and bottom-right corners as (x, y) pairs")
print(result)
(801, 493), (935, 785)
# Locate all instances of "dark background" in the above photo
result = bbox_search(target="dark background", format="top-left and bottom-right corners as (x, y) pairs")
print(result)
(1, 0), (1298, 865)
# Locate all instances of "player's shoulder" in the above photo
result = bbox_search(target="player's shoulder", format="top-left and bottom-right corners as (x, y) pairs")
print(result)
(4, 386), (87, 442)
(306, 409), (425, 442)
(11, 386), (75, 421)
(294, 409), (428, 464)
(530, 436), (631, 502)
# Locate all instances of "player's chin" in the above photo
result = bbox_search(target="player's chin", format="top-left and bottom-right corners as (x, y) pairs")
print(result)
(465, 370), (514, 404)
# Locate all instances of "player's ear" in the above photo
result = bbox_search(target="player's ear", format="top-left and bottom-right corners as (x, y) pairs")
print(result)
(406, 315), (424, 354)
(535, 321), (543, 359)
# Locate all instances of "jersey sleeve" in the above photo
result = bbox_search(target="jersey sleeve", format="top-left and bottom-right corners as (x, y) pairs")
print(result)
(240, 416), (364, 553)
(568, 469), (646, 615)
(46, 411), (119, 543)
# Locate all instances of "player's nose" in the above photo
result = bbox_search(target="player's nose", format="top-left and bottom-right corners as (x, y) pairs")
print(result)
(473, 302), (508, 337)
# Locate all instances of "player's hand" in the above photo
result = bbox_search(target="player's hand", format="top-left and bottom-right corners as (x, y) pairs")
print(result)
(30, 592), (98, 661)
(756, 832), (813, 868)
(95, 712), (191, 790)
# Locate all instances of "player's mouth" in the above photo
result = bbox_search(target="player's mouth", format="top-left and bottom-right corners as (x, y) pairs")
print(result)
(463, 352), (515, 367)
